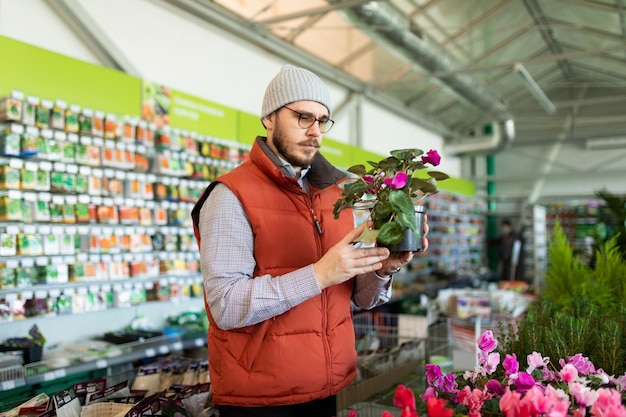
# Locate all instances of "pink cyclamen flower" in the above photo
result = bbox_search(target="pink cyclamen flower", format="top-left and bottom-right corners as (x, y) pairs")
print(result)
(520, 385), (550, 416)
(421, 386), (437, 401)
(426, 364), (443, 385)
(560, 363), (579, 383)
(590, 388), (626, 417)
(486, 379), (505, 396)
(499, 387), (522, 417)
(439, 374), (458, 393)
(570, 382), (599, 408)
(383, 171), (408, 189)
(561, 353), (597, 375)
(513, 372), (536, 392)
(503, 353), (520, 377)
(421, 149), (441, 166)
(478, 351), (500, 374)
(477, 330), (498, 353)
(347, 410), (358, 417)
(527, 351), (549, 374)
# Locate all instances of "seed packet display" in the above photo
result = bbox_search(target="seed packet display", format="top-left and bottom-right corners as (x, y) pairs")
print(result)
(52, 387), (81, 417)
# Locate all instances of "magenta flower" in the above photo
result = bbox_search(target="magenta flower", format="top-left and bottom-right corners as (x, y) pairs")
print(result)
(486, 379), (505, 396)
(421, 386), (437, 401)
(383, 171), (408, 189)
(426, 363), (443, 385)
(512, 372), (536, 392)
(477, 330), (498, 353)
(439, 374), (458, 393)
(421, 149), (441, 166)
(503, 353), (520, 377)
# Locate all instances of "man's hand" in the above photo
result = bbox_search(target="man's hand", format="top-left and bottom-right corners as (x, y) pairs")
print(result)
(313, 222), (390, 290)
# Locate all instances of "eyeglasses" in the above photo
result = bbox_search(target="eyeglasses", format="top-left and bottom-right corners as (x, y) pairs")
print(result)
(281, 106), (335, 133)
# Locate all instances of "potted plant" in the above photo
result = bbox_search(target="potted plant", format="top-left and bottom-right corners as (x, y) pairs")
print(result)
(333, 148), (449, 251)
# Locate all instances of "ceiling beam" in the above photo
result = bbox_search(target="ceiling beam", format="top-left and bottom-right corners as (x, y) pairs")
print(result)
(255, 0), (378, 25)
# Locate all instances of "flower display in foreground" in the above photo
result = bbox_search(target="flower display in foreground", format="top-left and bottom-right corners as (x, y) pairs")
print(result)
(422, 330), (626, 417)
(346, 330), (626, 417)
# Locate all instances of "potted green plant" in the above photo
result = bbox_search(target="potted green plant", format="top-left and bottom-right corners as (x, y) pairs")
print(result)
(333, 148), (449, 251)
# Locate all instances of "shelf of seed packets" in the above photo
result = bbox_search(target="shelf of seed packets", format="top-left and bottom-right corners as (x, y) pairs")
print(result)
(406, 192), (486, 279)
(0, 90), (249, 386)
(0, 354), (214, 417)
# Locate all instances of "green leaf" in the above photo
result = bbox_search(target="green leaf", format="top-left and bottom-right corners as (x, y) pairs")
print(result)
(411, 178), (437, 194)
(390, 148), (423, 160)
(389, 190), (418, 233)
(428, 171), (450, 181)
(377, 222), (404, 245)
(347, 164), (366, 176)
(342, 180), (370, 197)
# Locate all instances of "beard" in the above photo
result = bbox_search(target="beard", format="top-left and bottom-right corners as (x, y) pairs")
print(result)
(272, 125), (319, 168)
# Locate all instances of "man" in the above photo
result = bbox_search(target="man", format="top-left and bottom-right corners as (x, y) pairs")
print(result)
(191, 64), (428, 417)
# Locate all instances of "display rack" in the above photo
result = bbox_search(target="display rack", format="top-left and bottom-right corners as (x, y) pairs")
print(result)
(520, 204), (547, 292)
(405, 193), (486, 278)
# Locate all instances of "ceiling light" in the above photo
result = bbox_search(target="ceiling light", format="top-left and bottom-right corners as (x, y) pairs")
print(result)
(513, 63), (556, 114)
(585, 136), (626, 150)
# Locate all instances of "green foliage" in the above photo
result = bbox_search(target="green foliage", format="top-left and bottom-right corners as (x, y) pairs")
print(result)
(501, 220), (626, 375)
(595, 188), (626, 260)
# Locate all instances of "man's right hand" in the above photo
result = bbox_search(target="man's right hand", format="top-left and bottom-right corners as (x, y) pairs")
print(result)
(312, 222), (391, 290)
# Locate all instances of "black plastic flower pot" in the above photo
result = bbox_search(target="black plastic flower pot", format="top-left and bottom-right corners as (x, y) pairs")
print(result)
(381, 205), (426, 252)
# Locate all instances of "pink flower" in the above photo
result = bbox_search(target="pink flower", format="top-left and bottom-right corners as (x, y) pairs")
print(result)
(527, 352), (549, 374)
(347, 410), (358, 417)
(503, 353), (520, 377)
(421, 386), (437, 401)
(438, 374), (458, 393)
(560, 363), (579, 383)
(486, 379), (505, 396)
(425, 364), (443, 385)
(560, 353), (596, 375)
(477, 330), (498, 352)
(421, 149), (441, 166)
(570, 382), (599, 408)
(591, 388), (626, 417)
(519, 386), (550, 417)
(458, 386), (492, 417)
(512, 372), (536, 392)
(383, 172), (408, 189)
(500, 387), (522, 417)
(478, 351), (500, 374)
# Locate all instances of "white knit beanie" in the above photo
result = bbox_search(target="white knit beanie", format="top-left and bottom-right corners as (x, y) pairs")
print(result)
(261, 64), (332, 120)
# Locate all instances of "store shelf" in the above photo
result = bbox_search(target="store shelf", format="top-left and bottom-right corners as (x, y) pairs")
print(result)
(0, 334), (207, 390)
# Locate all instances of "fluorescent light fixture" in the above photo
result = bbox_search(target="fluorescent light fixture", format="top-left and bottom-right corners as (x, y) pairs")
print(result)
(585, 136), (626, 150)
(513, 63), (557, 114)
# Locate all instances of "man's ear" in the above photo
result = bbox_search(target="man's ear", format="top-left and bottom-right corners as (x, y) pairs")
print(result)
(262, 114), (274, 130)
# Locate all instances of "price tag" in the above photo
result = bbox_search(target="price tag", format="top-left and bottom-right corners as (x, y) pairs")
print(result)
(77, 287), (88, 295)
(49, 289), (61, 298)
(113, 284), (122, 291)
(21, 259), (34, 267)
(144, 282), (154, 290)
(101, 284), (111, 292)
(51, 257), (63, 265)
(7, 190), (21, 199)
(35, 290), (47, 299)
(145, 348), (156, 358)
(93, 137), (104, 146)
(112, 254), (122, 262)
(24, 161), (38, 171)
(115, 171), (126, 180)
(123, 253), (134, 262)
(172, 342), (183, 351)
(96, 359), (108, 369)
(159, 345), (170, 355)
(66, 226), (77, 234)
(66, 164), (78, 174)
(20, 291), (33, 300)
(6, 259), (18, 268)
(35, 257), (48, 266)
(43, 372), (56, 382)
(54, 369), (67, 379)
(123, 282), (132, 290)
(9, 159), (23, 170)
(194, 338), (205, 347)
(38, 225), (51, 235)
(67, 133), (79, 143)
(54, 162), (66, 172)
(77, 253), (88, 262)
(1, 380), (16, 391)
(79, 166), (91, 175)
(89, 285), (99, 293)
(77, 225), (90, 234)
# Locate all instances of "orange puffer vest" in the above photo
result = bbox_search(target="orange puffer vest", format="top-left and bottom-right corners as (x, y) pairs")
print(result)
(191, 137), (357, 407)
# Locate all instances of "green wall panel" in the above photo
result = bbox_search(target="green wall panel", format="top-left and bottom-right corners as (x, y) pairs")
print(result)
(0, 35), (141, 116)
